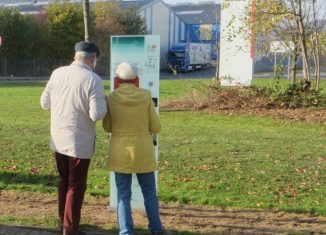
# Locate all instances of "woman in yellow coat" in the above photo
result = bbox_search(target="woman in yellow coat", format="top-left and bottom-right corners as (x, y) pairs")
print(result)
(103, 62), (164, 235)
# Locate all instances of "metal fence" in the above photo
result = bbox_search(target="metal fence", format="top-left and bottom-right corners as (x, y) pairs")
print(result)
(254, 54), (326, 73)
(0, 56), (325, 77)
(0, 57), (110, 77)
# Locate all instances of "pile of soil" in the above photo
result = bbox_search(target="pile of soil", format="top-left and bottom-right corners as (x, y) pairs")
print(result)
(1, 190), (325, 234)
(161, 87), (326, 124)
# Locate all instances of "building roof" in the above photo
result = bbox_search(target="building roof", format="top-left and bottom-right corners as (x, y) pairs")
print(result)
(0, 0), (221, 26)
(0, 0), (48, 14)
(170, 2), (220, 25)
(119, 0), (156, 8)
(0, 0), (49, 6)
(0, 0), (157, 13)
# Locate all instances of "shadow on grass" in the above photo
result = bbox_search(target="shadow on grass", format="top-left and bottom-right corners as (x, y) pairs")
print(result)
(0, 171), (57, 191)
(80, 224), (116, 234)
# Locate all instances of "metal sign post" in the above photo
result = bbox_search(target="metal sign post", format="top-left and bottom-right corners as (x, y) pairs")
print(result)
(109, 35), (160, 209)
(287, 55), (291, 80)
(270, 41), (294, 79)
(274, 52), (277, 78)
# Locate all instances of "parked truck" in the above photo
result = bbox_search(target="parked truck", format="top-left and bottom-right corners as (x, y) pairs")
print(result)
(167, 43), (211, 73)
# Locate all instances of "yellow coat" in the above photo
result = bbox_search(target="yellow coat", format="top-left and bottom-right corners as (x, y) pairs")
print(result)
(103, 84), (161, 173)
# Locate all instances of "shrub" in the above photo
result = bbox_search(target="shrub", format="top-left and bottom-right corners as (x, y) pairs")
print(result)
(262, 78), (326, 108)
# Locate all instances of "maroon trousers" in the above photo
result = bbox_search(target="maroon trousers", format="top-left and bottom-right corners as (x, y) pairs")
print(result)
(55, 152), (90, 235)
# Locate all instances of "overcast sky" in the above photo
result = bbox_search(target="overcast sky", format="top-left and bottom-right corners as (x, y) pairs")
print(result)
(163, 0), (220, 5)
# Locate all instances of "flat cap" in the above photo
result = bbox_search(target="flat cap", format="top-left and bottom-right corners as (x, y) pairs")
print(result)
(75, 41), (100, 57)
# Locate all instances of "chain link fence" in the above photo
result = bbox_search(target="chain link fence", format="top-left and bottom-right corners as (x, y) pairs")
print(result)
(254, 54), (326, 74)
(0, 56), (325, 78)
(0, 57), (110, 77)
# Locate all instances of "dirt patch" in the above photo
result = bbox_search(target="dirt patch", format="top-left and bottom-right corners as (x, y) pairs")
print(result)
(1, 190), (325, 234)
(208, 108), (326, 124)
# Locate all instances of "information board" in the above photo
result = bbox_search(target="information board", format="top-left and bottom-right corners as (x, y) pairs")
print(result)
(109, 35), (160, 209)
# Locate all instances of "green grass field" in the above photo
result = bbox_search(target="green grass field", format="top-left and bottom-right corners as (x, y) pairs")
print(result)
(0, 79), (325, 218)
(253, 77), (326, 95)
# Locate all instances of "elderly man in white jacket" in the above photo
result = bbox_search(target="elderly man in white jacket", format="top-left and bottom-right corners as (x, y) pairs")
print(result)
(40, 41), (107, 235)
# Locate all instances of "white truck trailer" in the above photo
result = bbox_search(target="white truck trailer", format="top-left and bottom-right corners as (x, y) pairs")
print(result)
(167, 43), (211, 72)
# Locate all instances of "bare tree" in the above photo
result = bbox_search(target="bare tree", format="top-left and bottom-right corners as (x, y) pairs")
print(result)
(269, 17), (300, 84)
(246, 0), (326, 85)
(290, 0), (311, 81)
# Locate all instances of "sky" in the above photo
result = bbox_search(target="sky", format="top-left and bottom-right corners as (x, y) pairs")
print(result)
(163, 0), (221, 5)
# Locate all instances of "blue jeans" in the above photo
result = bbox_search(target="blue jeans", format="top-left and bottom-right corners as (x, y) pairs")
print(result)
(115, 172), (163, 235)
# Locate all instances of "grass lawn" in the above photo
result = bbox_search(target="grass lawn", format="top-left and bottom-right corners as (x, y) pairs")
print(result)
(0, 79), (325, 218)
(253, 77), (326, 95)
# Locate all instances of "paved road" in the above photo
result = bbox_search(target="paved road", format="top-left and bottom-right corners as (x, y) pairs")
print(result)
(160, 68), (326, 80)
(0, 68), (325, 81)
(160, 67), (216, 79)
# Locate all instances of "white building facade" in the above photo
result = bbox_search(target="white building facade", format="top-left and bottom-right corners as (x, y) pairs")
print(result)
(139, 0), (186, 69)
(138, 0), (219, 69)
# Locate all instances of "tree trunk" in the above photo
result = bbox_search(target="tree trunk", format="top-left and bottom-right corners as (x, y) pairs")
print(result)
(83, 0), (91, 42)
(296, 0), (310, 81)
(289, 25), (300, 85)
(316, 46), (320, 90)
(290, 47), (298, 84)
(312, 0), (321, 91)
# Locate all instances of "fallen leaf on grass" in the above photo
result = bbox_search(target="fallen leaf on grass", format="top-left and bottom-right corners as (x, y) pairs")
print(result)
(182, 177), (191, 182)
(9, 165), (17, 170)
(30, 167), (41, 174)
(295, 168), (306, 173)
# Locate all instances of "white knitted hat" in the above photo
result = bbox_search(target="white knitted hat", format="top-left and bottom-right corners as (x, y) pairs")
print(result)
(115, 62), (138, 80)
